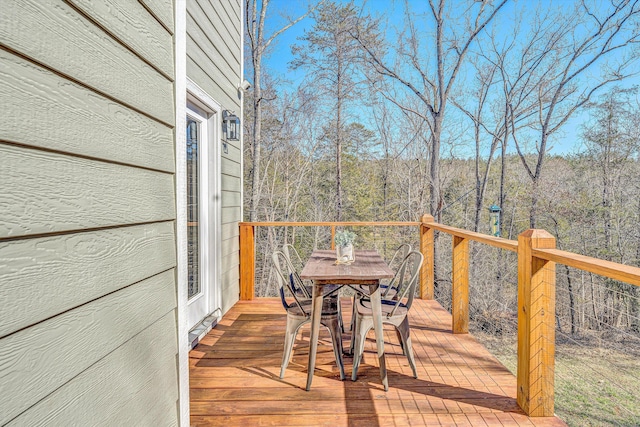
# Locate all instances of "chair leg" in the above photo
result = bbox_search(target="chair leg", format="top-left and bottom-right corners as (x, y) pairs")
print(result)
(397, 317), (418, 378)
(280, 315), (307, 379)
(349, 288), (368, 334)
(337, 297), (345, 333)
(325, 317), (345, 380)
(351, 316), (373, 381)
(395, 329), (405, 355)
(349, 297), (359, 355)
(349, 295), (356, 333)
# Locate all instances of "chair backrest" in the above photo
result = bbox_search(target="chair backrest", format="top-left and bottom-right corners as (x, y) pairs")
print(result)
(388, 243), (411, 271)
(283, 243), (304, 268)
(383, 243), (412, 296)
(387, 251), (423, 317)
(272, 251), (308, 315)
(282, 243), (310, 298)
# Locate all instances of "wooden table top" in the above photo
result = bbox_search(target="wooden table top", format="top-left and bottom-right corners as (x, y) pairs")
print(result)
(300, 250), (394, 284)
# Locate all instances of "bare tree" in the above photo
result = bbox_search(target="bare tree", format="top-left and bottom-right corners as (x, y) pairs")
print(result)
(290, 1), (366, 221)
(508, 0), (640, 227)
(453, 61), (500, 232)
(245, 0), (318, 221)
(354, 0), (508, 221)
(582, 87), (639, 259)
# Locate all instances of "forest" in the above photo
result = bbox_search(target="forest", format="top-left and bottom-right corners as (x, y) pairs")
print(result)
(242, 1), (640, 424)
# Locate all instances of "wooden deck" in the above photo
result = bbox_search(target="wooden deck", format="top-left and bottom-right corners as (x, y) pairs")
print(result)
(189, 298), (567, 426)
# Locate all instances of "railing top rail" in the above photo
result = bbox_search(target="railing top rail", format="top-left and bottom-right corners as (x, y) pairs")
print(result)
(240, 219), (640, 287)
(533, 247), (640, 287)
(240, 221), (420, 226)
(423, 221), (518, 252)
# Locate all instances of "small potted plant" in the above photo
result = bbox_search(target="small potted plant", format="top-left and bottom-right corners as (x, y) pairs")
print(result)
(334, 230), (356, 263)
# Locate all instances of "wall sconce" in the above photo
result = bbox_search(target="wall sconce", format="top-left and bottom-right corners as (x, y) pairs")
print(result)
(223, 110), (240, 141)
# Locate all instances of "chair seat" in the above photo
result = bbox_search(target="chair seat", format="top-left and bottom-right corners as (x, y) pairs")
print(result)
(356, 298), (408, 318)
(281, 296), (344, 381)
(286, 296), (340, 317)
(294, 283), (341, 298)
(352, 283), (397, 299)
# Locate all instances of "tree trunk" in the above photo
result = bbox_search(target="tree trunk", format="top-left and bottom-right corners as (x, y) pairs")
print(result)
(431, 116), (442, 221)
(335, 66), (343, 222)
(499, 108), (508, 237)
(565, 265), (576, 335)
(602, 161), (612, 260)
(473, 122), (482, 232)
(633, 198), (640, 332)
(529, 178), (539, 229)
(249, 58), (262, 222)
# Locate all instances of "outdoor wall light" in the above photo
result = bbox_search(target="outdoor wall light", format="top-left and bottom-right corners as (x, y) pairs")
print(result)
(223, 110), (240, 141)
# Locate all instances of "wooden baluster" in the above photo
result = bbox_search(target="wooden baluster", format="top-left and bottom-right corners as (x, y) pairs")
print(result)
(331, 225), (336, 250)
(517, 229), (556, 416)
(452, 235), (469, 333)
(420, 214), (435, 300)
(239, 223), (255, 300)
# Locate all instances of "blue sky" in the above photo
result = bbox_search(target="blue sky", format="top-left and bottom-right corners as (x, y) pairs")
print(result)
(254, 0), (637, 157)
(260, 0), (406, 86)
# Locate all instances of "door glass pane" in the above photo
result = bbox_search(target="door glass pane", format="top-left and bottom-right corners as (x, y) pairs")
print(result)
(187, 117), (200, 299)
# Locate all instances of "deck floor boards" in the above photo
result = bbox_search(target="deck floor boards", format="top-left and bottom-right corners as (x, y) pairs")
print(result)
(190, 298), (566, 426)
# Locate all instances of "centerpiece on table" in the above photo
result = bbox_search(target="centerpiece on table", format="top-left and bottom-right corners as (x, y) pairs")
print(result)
(334, 230), (356, 264)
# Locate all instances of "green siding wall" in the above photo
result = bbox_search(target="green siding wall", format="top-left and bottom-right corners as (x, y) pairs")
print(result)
(0, 0), (179, 425)
(187, 0), (242, 315)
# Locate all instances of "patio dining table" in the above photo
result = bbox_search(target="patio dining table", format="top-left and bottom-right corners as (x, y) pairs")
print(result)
(299, 249), (394, 391)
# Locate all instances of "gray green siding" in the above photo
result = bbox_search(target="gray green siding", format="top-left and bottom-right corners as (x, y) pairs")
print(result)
(0, 0), (179, 425)
(187, 0), (242, 315)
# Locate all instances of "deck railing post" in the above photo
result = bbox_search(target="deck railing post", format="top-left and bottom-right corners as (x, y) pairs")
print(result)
(517, 229), (556, 416)
(420, 214), (435, 300)
(452, 236), (469, 333)
(239, 223), (255, 300)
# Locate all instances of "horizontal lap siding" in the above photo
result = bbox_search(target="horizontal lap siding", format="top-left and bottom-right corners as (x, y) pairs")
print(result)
(0, 270), (177, 425)
(140, 0), (175, 33)
(0, 50), (174, 172)
(68, 0), (174, 78)
(0, 222), (176, 338)
(221, 156), (241, 176)
(222, 190), (242, 208)
(6, 312), (179, 427)
(187, 12), (236, 97)
(222, 173), (242, 193)
(187, 0), (242, 315)
(0, 144), (175, 238)
(223, 136), (242, 163)
(0, 0), (179, 425)
(1, 0), (174, 125)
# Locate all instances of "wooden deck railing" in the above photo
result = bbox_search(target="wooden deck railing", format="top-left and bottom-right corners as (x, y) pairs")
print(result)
(239, 221), (422, 300)
(238, 215), (640, 417)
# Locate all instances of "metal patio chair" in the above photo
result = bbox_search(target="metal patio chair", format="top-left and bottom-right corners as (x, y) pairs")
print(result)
(284, 243), (344, 333)
(348, 243), (412, 337)
(272, 250), (345, 380)
(350, 250), (423, 381)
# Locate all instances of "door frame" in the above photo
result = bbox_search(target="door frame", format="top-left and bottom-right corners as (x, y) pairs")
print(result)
(175, 0), (245, 423)
(185, 79), (223, 330)
(175, 2), (188, 424)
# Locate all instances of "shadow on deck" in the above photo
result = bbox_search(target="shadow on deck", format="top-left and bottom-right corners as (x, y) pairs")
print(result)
(189, 298), (566, 426)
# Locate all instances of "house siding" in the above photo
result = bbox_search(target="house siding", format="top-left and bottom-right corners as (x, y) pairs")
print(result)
(187, 0), (242, 315)
(0, 1), (179, 426)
